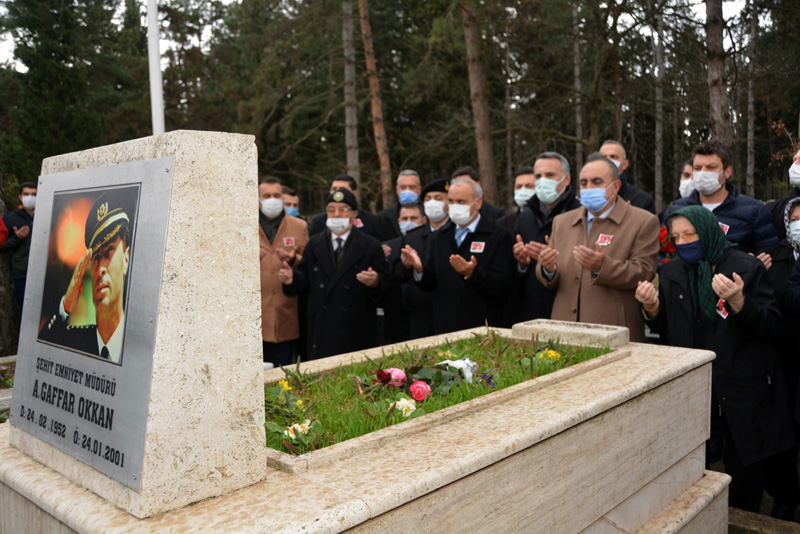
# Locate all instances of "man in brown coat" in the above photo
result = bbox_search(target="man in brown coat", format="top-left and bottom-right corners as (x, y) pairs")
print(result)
(536, 153), (659, 341)
(259, 178), (309, 366)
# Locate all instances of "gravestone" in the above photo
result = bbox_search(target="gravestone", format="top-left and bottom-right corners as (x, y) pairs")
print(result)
(8, 130), (266, 518)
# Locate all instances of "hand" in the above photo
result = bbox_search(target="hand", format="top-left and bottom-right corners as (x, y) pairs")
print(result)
(513, 235), (530, 267)
(13, 226), (29, 239)
(64, 249), (92, 314)
(382, 244), (392, 260)
(259, 247), (267, 260)
(573, 242), (605, 272)
(756, 252), (772, 270)
(538, 235), (559, 273)
(449, 254), (478, 277)
(277, 261), (293, 285)
(275, 248), (295, 264)
(356, 266), (379, 288)
(400, 245), (422, 273)
(635, 280), (659, 315)
(712, 272), (745, 312)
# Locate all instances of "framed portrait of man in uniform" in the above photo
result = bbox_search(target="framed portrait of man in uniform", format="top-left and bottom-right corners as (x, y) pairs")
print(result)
(37, 184), (141, 365)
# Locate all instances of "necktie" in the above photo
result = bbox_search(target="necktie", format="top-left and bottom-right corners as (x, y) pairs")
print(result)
(100, 346), (110, 360)
(334, 237), (344, 266)
(455, 227), (468, 247)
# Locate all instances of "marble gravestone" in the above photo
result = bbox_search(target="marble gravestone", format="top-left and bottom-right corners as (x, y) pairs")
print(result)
(8, 131), (267, 518)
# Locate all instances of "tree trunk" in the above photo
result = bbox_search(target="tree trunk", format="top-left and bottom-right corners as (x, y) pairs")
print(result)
(705, 0), (733, 147)
(610, 0), (623, 142)
(357, 0), (392, 210)
(0, 171), (19, 356)
(672, 88), (682, 201)
(462, 0), (497, 202)
(504, 31), (513, 210)
(746, 0), (756, 197)
(573, 3), (584, 169)
(342, 0), (361, 184)
(653, 7), (665, 213)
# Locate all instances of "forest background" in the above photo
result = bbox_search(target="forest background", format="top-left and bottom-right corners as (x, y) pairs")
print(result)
(0, 0), (798, 353)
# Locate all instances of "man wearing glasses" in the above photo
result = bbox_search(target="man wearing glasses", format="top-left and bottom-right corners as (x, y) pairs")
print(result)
(279, 188), (386, 360)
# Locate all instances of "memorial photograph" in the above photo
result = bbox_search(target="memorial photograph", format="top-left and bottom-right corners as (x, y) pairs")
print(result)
(37, 184), (141, 365)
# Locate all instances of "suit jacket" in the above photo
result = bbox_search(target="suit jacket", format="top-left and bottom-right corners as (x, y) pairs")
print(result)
(310, 210), (383, 241)
(536, 200), (659, 341)
(480, 201), (506, 222)
(618, 179), (655, 214)
(285, 229), (386, 359)
(416, 216), (512, 334)
(259, 214), (309, 343)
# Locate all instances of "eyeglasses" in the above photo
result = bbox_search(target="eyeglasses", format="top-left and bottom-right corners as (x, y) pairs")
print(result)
(326, 206), (352, 215)
(670, 231), (698, 244)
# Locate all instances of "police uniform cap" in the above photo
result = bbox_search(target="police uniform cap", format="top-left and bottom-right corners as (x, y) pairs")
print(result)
(421, 178), (450, 199)
(85, 191), (132, 253)
(325, 188), (358, 210)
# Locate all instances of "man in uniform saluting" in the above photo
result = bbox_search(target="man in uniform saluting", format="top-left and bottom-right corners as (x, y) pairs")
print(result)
(40, 192), (134, 364)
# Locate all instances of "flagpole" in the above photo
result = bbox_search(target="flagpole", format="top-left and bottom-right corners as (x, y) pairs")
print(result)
(147, 0), (165, 135)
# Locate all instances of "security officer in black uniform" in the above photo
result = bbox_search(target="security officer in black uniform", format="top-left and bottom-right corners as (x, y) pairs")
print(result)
(279, 188), (386, 359)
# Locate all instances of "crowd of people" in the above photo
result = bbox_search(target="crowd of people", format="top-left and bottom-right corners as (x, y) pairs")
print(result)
(257, 138), (800, 519)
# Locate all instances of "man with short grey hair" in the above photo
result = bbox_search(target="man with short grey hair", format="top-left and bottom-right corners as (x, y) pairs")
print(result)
(512, 151), (582, 322)
(401, 177), (513, 334)
(378, 169), (423, 240)
(600, 140), (656, 214)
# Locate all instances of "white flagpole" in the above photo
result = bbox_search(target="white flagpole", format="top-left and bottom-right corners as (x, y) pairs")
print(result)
(147, 0), (165, 134)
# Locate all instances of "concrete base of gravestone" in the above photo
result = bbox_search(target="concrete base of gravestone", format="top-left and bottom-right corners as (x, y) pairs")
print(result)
(7, 131), (267, 518)
(0, 321), (729, 532)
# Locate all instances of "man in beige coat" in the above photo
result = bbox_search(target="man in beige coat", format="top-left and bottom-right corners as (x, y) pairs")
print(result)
(259, 178), (309, 366)
(536, 153), (659, 341)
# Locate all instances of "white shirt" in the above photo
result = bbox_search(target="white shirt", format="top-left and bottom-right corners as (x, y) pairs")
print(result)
(330, 230), (351, 249)
(97, 312), (125, 364)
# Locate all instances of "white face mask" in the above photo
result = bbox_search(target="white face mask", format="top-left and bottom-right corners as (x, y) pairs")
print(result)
(21, 195), (36, 211)
(608, 159), (622, 169)
(399, 220), (420, 235)
(326, 216), (351, 235)
(789, 220), (800, 246)
(260, 198), (284, 219)
(514, 187), (536, 208)
(678, 179), (696, 199)
(448, 201), (475, 227)
(789, 163), (800, 188)
(424, 199), (447, 222)
(692, 171), (724, 196)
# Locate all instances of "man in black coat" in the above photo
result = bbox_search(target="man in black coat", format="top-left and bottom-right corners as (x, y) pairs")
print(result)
(401, 177), (512, 334)
(280, 188), (386, 360)
(512, 152), (582, 322)
(309, 175), (383, 241)
(451, 166), (506, 221)
(767, 148), (800, 241)
(600, 140), (656, 214)
(377, 169), (423, 241)
(2, 182), (36, 314)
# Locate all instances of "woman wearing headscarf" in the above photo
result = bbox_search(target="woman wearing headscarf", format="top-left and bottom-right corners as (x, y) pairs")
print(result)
(635, 205), (795, 513)
(758, 197), (800, 519)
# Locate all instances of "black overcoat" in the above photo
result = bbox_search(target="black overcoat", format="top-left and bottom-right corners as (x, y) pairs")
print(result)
(415, 216), (512, 334)
(649, 249), (795, 466)
(285, 229), (386, 359)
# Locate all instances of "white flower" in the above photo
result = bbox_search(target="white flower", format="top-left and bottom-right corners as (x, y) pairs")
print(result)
(436, 357), (478, 383)
(390, 398), (416, 417)
(284, 419), (311, 440)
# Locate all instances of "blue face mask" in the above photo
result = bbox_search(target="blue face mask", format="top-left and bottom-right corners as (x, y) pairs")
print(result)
(579, 186), (611, 213)
(285, 206), (300, 217)
(399, 190), (419, 205)
(675, 240), (704, 265)
(399, 220), (420, 235)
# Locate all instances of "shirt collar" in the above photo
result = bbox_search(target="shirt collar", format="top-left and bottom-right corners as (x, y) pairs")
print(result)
(586, 201), (617, 224)
(330, 229), (351, 245)
(97, 311), (125, 364)
(460, 213), (481, 233)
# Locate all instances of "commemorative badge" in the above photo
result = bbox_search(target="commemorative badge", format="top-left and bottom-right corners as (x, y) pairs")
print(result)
(718, 222), (730, 235)
(470, 242), (485, 253)
(283, 237), (295, 247)
(715, 298), (729, 319)
(354, 218), (364, 228)
(597, 234), (614, 246)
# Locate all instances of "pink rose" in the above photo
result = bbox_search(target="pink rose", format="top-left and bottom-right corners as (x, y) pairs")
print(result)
(384, 367), (407, 387)
(410, 380), (431, 401)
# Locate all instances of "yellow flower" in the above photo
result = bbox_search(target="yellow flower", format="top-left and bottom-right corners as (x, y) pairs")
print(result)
(547, 350), (561, 360)
(279, 379), (291, 392)
(295, 399), (303, 408)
